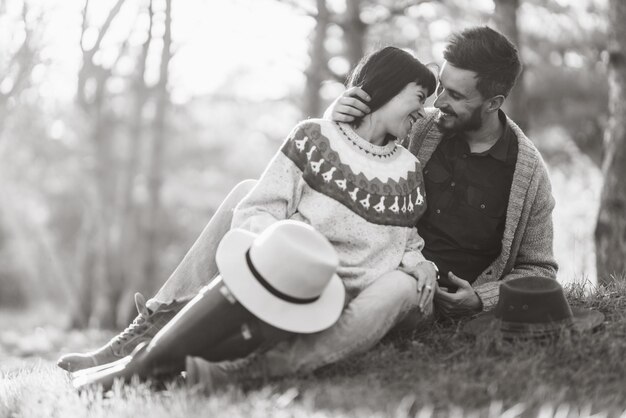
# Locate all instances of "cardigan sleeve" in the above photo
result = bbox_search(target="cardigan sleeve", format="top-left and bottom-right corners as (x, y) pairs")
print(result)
(231, 123), (307, 233)
(473, 158), (558, 309)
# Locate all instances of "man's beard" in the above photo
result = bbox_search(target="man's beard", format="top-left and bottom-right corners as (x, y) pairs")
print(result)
(437, 105), (483, 133)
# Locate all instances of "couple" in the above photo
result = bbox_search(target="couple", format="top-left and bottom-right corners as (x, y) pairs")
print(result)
(58, 26), (557, 390)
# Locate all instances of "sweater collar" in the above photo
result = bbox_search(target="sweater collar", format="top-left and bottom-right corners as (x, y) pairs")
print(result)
(336, 122), (398, 157)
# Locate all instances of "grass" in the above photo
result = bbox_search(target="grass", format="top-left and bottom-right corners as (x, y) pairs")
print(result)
(1, 280), (626, 418)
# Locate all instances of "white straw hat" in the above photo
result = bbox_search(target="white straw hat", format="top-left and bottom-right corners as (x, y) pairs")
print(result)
(215, 220), (345, 334)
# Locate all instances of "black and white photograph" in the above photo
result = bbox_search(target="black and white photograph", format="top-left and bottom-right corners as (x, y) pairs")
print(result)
(0, 0), (624, 416)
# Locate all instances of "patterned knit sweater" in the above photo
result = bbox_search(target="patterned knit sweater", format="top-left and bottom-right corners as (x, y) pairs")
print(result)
(232, 119), (428, 298)
(403, 109), (558, 310)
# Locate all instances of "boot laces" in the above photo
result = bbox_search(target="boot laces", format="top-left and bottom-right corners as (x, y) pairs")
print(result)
(112, 293), (151, 344)
(113, 315), (149, 344)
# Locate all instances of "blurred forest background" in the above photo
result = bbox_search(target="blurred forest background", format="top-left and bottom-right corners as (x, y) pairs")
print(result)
(0, 0), (624, 330)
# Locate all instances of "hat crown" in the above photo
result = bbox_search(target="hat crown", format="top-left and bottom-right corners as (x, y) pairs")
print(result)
(248, 220), (339, 301)
(495, 277), (573, 325)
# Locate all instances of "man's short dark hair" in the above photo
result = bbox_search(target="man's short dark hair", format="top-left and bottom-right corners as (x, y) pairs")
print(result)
(443, 26), (522, 99)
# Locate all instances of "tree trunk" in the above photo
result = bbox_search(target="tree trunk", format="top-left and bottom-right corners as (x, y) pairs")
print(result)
(72, 210), (98, 328)
(73, 0), (126, 328)
(0, 2), (37, 138)
(343, 0), (366, 70)
(140, 0), (172, 300)
(302, 0), (328, 118)
(595, 0), (626, 285)
(93, 82), (122, 329)
(116, 0), (155, 326)
(493, 0), (528, 131)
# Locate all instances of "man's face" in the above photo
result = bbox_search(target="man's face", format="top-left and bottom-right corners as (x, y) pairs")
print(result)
(433, 62), (486, 133)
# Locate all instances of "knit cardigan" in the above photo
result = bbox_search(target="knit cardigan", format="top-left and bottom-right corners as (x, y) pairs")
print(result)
(403, 109), (558, 310)
(232, 119), (428, 299)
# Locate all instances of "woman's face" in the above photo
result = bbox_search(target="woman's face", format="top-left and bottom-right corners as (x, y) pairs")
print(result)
(378, 82), (429, 140)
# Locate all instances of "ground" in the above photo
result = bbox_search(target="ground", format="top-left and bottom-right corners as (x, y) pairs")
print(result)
(1, 281), (626, 418)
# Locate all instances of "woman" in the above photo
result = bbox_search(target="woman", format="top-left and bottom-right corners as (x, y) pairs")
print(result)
(232, 46), (436, 306)
(67, 46), (439, 391)
(187, 46), (439, 388)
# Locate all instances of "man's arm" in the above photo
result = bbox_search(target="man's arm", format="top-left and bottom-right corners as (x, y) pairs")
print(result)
(473, 159), (558, 310)
(322, 87), (371, 122)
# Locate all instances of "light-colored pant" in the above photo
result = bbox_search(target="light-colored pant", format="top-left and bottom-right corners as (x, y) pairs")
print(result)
(146, 179), (257, 311)
(246, 269), (429, 377)
(148, 180), (431, 378)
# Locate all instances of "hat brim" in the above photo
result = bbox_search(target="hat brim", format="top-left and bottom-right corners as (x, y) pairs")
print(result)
(215, 228), (345, 334)
(463, 307), (604, 338)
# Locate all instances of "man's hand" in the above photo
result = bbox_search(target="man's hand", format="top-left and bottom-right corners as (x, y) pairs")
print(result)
(323, 86), (371, 122)
(400, 262), (437, 313)
(434, 272), (482, 318)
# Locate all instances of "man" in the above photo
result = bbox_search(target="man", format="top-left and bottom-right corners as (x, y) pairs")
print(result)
(329, 26), (557, 317)
(59, 26), (556, 383)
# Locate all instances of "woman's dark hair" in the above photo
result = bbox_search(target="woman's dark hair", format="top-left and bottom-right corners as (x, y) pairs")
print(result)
(346, 46), (436, 127)
(443, 26), (522, 99)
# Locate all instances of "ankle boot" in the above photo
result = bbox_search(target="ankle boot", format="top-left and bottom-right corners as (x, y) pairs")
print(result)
(72, 276), (264, 392)
(57, 293), (183, 372)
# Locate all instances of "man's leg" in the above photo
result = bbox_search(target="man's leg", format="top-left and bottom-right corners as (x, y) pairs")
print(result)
(58, 180), (257, 372)
(186, 270), (432, 388)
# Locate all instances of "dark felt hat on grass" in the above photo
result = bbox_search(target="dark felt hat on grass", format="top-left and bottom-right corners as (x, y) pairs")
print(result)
(463, 276), (604, 338)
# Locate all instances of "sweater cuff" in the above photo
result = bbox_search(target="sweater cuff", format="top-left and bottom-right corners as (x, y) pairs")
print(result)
(474, 282), (501, 311)
(401, 250), (427, 271)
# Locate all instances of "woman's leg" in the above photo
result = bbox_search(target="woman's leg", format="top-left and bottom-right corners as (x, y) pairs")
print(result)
(72, 277), (268, 392)
(187, 270), (433, 387)
(58, 180), (257, 372)
(147, 179), (257, 310)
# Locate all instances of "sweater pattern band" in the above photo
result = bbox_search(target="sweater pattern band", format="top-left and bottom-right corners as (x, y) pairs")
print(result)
(282, 122), (426, 227)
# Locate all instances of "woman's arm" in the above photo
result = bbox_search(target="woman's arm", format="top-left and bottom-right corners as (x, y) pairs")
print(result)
(231, 123), (308, 233)
(399, 228), (437, 311)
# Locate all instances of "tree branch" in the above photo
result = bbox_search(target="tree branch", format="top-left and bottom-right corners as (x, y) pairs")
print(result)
(275, 0), (317, 17)
(91, 0), (126, 54)
(80, 0), (90, 52)
(367, 0), (435, 26)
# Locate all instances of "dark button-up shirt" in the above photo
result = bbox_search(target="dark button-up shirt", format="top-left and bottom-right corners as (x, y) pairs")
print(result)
(417, 110), (518, 289)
